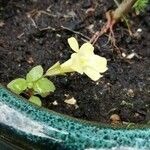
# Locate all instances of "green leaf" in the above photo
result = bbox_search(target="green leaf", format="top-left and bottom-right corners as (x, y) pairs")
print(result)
(7, 78), (27, 94)
(133, 0), (149, 13)
(27, 82), (34, 89)
(26, 65), (43, 83)
(29, 96), (42, 106)
(33, 78), (55, 97)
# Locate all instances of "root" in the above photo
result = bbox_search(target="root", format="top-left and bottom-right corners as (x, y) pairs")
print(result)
(90, 10), (118, 47)
(90, 0), (138, 53)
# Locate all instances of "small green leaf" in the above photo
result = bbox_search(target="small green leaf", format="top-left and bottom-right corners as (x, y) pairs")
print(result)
(26, 65), (43, 82)
(7, 78), (27, 94)
(133, 0), (148, 12)
(29, 96), (42, 106)
(33, 78), (55, 97)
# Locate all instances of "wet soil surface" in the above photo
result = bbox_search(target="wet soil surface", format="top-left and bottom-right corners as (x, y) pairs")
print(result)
(0, 0), (150, 124)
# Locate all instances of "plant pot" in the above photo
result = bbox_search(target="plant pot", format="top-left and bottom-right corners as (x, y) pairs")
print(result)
(0, 84), (150, 150)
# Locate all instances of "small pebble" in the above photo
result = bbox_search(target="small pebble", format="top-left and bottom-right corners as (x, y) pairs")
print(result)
(0, 21), (5, 27)
(75, 104), (79, 109)
(134, 112), (140, 118)
(127, 89), (135, 97)
(121, 100), (133, 107)
(64, 97), (77, 105)
(110, 114), (121, 124)
(126, 53), (135, 59)
(86, 24), (94, 33)
(56, 34), (61, 37)
(122, 52), (126, 58)
(27, 57), (34, 64)
(52, 101), (58, 106)
(64, 94), (69, 97)
(137, 28), (142, 33)
(96, 82), (99, 85)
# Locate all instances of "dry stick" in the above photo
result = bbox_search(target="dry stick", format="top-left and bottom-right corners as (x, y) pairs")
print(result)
(60, 26), (90, 41)
(90, 0), (138, 45)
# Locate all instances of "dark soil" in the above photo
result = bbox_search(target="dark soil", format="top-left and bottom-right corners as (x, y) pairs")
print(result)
(0, 0), (150, 124)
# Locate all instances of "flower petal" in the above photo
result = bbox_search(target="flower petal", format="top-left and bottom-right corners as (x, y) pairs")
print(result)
(70, 53), (84, 74)
(68, 37), (79, 52)
(61, 59), (74, 73)
(88, 55), (108, 73)
(84, 67), (103, 81)
(61, 53), (83, 73)
(79, 43), (94, 57)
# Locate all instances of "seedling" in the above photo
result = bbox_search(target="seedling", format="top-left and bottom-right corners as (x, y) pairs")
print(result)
(8, 37), (108, 105)
(7, 65), (55, 106)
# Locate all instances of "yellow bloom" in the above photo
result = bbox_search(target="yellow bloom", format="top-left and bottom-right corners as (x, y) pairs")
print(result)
(61, 37), (108, 81)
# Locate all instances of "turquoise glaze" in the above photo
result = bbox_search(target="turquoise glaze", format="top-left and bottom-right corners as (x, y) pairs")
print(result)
(0, 85), (150, 150)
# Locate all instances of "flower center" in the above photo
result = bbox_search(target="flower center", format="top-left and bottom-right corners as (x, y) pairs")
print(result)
(80, 57), (87, 66)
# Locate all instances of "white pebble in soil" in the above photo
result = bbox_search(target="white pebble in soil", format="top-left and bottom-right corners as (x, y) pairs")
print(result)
(64, 97), (77, 105)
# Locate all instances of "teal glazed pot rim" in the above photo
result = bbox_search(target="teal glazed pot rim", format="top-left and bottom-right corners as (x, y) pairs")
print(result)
(0, 84), (150, 150)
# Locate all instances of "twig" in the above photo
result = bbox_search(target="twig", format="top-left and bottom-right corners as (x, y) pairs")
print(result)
(60, 25), (90, 41)
(39, 26), (57, 32)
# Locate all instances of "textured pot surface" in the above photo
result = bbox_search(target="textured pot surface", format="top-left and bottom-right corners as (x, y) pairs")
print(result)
(0, 85), (150, 150)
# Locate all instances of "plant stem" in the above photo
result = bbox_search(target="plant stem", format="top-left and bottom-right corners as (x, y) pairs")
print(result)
(112, 0), (138, 21)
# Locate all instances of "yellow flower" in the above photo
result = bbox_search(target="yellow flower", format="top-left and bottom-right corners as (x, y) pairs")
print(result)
(61, 37), (108, 81)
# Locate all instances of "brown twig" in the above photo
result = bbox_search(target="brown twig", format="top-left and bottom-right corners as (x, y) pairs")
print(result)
(61, 25), (90, 41)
